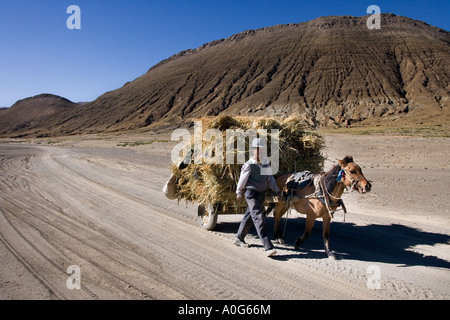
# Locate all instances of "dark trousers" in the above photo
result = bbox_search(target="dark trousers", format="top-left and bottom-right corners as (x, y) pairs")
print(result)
(236, 189), (273, 250)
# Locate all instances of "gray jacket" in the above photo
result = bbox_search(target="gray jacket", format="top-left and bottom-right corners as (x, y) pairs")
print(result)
(236, 157), (280, 197)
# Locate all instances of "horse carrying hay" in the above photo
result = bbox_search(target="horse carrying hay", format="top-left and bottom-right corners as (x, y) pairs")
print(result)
(164, 115), (325, 227)
(163, 115), (371, 258)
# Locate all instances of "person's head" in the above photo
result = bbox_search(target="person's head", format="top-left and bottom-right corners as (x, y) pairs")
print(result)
(251, 138), (265, 161)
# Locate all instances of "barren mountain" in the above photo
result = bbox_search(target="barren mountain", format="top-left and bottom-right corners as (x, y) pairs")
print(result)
(0, 94), (77, 136)
(2, 14), (449, 137)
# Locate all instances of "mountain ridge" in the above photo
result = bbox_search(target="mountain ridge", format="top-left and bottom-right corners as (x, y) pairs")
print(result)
(0, 94), (78, 136)
(1, 14), (449, 137)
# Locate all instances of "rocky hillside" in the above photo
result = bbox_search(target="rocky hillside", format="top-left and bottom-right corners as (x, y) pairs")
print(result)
(2, 14), (449, 137)
(0, 94), (78, 136)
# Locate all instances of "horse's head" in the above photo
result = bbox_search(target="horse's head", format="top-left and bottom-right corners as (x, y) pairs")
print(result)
(337, 156), (372, 194)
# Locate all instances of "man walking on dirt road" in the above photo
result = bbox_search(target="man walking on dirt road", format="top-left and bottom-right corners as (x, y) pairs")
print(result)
(235, 138), (281, 257)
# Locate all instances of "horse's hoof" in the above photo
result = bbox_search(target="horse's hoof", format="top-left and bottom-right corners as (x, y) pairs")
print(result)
(294, 238), (302, 249)
(275, 238), (285, 245)
(327, 252), (336, 260)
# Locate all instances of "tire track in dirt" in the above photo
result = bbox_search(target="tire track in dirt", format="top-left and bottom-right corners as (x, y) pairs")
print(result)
(0, 207), (64, 299)
(72, 148), (448, 300)
(0, 147), (198, 299)
(1, 144), (447, 299)
(41, 149), (316, 299)
(46, 147), (385, 299)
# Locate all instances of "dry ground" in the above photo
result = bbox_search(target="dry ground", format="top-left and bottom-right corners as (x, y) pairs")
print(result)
(0, 132), (449, 300)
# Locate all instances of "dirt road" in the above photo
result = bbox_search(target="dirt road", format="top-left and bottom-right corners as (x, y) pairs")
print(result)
(0, 134), (449, 300)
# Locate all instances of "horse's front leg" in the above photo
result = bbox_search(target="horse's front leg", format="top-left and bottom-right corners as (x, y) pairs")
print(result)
(322, 216), (335, 260)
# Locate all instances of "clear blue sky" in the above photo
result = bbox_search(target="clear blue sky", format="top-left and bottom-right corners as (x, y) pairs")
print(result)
(0, 0), (448, 108)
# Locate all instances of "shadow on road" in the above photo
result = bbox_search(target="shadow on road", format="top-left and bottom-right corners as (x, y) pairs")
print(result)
(214, 215), (450, 269)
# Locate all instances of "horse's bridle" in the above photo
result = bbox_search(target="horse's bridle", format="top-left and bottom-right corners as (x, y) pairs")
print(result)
(340, 169), (364, 190)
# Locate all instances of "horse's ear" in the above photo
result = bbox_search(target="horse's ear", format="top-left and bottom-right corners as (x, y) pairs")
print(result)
(336, 158), (346, 168)
(336, 156), (353, 167)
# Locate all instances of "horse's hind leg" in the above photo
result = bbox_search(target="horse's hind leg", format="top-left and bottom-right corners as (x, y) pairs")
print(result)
(294, 214), (315, 249)
(273, 203), (288, 244)
(322, 217), (336, 260)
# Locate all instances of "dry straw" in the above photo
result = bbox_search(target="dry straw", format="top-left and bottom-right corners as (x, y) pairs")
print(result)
(172, 115), (325, 207)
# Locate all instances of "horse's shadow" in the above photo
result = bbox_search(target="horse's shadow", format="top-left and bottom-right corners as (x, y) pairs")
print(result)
(214, 216), (450, 269)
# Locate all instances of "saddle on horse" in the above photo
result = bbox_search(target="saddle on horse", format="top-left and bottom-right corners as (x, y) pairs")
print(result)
(284, 171), (320, 200)
(283, 170), (347, 219)
(285, 171), (315, 191)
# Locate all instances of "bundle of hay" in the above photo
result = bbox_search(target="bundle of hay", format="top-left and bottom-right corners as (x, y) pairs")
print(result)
(171, 115), (325, 207)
